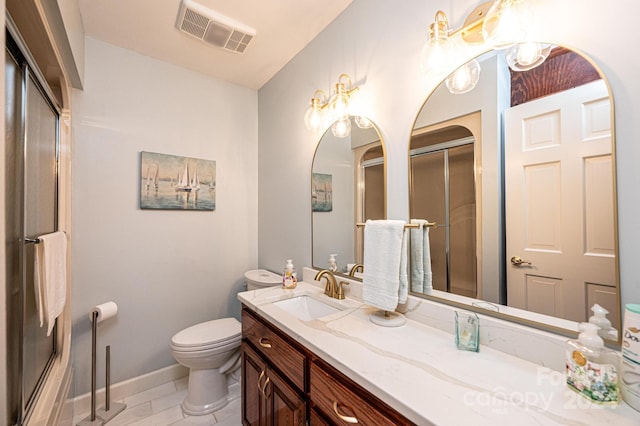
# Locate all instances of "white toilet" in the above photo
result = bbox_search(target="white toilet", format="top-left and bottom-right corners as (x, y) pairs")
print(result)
(170, 269), (281, 415)
(170, 317), (241, 415)
(244, 268), (282, 291)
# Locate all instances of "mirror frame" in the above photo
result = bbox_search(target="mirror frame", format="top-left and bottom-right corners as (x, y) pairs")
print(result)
(408, 44), (621, 345)
(311, 116), (387, 281)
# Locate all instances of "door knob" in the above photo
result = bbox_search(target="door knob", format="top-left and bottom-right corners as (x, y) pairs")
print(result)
(510, 256), (532, 266)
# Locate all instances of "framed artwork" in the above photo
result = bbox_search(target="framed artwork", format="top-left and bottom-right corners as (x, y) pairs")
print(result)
(140, 151), (216, 211)
(312, 173), (332, 212)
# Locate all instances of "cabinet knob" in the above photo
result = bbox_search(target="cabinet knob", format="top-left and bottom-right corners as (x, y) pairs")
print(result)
(259, 337), (272, 348)
(333, 401), (358, 424)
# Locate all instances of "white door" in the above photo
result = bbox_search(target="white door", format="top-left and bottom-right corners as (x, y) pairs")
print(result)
(505, 80), (616, 322)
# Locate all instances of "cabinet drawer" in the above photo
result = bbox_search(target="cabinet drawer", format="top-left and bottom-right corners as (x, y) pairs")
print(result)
(242, 309), (306, 391)
(310, 361), (413, 426)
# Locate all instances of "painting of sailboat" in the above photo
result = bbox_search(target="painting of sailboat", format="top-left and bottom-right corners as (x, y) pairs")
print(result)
(140, 151), (215, 210)
(311, 173), (332, 212)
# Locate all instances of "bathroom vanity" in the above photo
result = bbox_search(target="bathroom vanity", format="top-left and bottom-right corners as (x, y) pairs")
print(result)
(238, 277), (639, 425)
(241, 306), (413, 425)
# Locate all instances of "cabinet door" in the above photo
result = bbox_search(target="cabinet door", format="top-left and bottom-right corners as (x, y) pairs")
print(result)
(242, 343), (267, 426)
(264, 366), (306, 426)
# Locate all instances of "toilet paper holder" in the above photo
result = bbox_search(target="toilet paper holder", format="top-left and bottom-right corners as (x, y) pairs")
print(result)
(77, 303), (126, 425)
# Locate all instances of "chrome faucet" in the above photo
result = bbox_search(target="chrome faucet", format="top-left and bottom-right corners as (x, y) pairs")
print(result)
(348, 263), (363, 277)
(315, 270), (350, 300)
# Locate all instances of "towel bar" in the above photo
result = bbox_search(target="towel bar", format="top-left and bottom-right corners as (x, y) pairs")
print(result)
(355, 222), (437, 229)
(24, 237), (41, 244)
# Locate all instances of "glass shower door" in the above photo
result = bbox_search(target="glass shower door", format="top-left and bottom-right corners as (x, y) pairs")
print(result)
(410, 143), (477, 297)
(5, 36), (60, 425)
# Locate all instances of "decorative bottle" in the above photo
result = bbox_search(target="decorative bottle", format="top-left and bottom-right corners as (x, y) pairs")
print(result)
(566, 323), (619, 404)
(282, 259), (297, 289)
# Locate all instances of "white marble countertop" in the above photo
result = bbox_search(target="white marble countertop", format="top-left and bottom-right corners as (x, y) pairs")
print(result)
(238, 281), (639, 425)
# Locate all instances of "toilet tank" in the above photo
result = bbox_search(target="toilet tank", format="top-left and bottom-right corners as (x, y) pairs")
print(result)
(244, 269), (281, 291)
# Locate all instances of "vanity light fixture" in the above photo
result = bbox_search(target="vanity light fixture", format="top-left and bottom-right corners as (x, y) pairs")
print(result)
(445, 59), (481, 94)
(331, 117), (352, 138)
(482, 0), (535, 49)
(420, 10), (455, 77)
(421, 0), (544, 93)
(505, 41), (552, 71)
(354, 116), (374, 129)
(304, 74), (362, 137)
(304, 90), (328, 133)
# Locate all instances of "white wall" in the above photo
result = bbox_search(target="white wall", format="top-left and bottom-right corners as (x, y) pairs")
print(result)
(70, 37), (258, 396)
(258, 0), (640, 315)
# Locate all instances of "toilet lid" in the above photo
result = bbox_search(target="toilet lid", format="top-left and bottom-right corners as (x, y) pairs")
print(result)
(171, 317), (241, 349)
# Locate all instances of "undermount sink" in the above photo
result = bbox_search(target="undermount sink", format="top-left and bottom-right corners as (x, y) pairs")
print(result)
(272, 295), (342, 320)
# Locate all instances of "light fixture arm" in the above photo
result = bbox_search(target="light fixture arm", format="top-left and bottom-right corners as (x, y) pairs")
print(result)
(448, 2), (493, 43)
(310, 89), (328, 109)
(334, 73), (360, 97)
(429, 10), (449, 41)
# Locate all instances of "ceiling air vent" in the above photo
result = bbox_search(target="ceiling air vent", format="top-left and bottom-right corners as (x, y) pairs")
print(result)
(176, 0), (255, 53)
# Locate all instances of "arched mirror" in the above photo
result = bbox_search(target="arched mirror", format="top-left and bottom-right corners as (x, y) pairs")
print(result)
(312, 116), (385, 279)
(409, 45), (619, 340)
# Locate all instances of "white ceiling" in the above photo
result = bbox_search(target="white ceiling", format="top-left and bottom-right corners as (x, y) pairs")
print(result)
(78, 0), (353, 90)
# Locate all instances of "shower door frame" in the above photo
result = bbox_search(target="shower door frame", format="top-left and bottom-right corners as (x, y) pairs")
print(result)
(6, 25), (62, 426)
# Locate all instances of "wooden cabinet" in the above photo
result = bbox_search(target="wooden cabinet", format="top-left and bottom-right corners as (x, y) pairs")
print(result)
(242, 342), (306, 425)
(310, 359), (414, 425)
(241, 342), (265, 425)
(241, 306), (415, 426)
(242, 310), (306, 426)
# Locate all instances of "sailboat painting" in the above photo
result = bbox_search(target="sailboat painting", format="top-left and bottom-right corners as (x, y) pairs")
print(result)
(140, 151), (216, 211)
(311, 173), (332, 212)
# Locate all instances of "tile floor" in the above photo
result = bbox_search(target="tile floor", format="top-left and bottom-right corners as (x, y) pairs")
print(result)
(72, 376), (241, 426)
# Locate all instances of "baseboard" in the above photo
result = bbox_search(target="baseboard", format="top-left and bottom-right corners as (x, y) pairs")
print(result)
(70, 363), (188, 417)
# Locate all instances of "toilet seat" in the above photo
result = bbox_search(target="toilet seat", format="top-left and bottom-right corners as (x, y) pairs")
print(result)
(171, 317), (241, 352)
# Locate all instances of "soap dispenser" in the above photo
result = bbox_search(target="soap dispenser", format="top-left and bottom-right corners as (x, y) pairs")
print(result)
(282, 259), (297, 289)
(588, 304), (617, 340)
(566, 323), (620, 404)
(328, 254), (338, 272)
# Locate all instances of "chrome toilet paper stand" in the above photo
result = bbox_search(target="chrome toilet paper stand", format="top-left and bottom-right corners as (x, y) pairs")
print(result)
(77, 310), (126, 425)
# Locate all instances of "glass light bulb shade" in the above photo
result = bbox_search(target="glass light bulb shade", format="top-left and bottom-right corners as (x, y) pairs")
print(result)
(329, 92), (350, 120)
(506, 42), (552, 71)
(482, 0), (534, 48)
(331, 117), (351, 138)
(354, 116), (373, 129)
(304, 105), (325, 132)
(420, 37), (454, 76)
(445, 59), (481, 94)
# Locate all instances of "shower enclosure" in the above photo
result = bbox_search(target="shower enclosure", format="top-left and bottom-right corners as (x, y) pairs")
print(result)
(410, 125), (477, 298)
(5, 30), (61, 425)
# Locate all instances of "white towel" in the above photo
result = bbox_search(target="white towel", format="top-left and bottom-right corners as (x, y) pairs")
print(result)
(410, 219), (425, 292)
(362, 220), (406, 311)
(398, 228), (409, 304)
(410, 219), (433, 292)
(34, 231), (67, 336)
